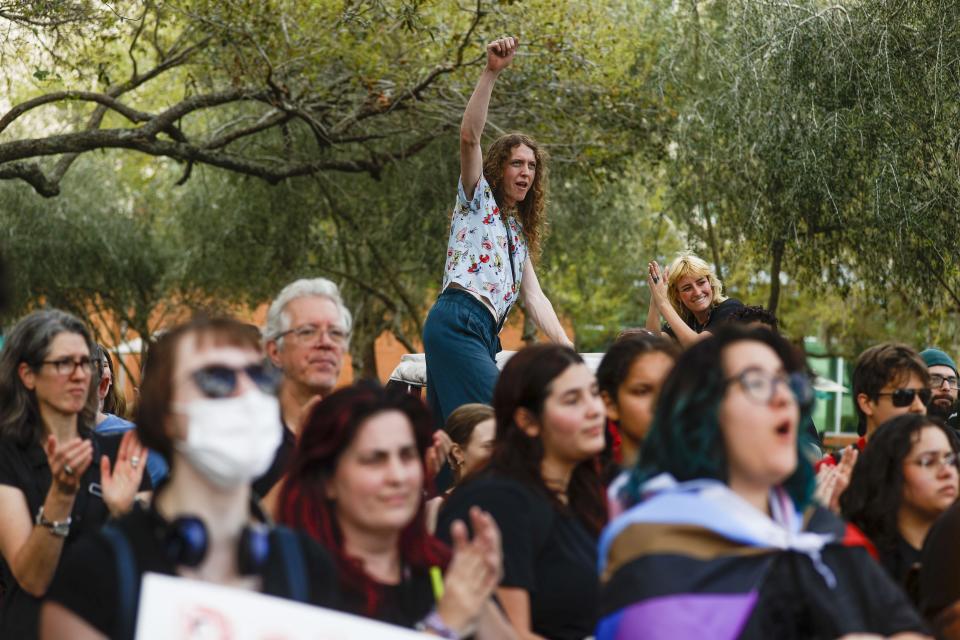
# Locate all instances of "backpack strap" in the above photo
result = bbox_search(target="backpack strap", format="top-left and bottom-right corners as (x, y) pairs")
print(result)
(101, 524), (139, 640)
(271, 526), (308, 603)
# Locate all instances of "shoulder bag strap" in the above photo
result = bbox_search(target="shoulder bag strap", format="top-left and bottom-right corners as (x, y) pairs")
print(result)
(101, 524), (139, 640)
(272, 526), (308, 603)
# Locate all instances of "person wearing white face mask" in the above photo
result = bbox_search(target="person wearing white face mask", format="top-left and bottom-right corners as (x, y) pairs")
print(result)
(41, 317), (340, 640)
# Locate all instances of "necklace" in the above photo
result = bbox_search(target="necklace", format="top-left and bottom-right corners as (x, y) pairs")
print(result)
(694, 306), (713, 332)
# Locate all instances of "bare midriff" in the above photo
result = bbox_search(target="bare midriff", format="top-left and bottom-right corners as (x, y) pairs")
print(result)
(448, 282), (499, 324)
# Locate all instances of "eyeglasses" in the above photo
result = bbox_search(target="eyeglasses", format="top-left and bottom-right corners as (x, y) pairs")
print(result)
(276, 324), (349, 347)
(726, 368), (814, 407)
(41, 356), (93, 376)
(930, 374), (960, 390)
(910, 452), (958, 472)
(875, 388), (933, 407)
(191, 364), (280, 399)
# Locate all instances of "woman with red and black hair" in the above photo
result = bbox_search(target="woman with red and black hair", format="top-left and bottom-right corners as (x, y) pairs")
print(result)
(276, 384), (514, 638)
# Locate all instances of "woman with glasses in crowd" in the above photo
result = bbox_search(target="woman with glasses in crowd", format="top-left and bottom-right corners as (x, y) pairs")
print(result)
(43, 316), (340, 639)
(645, 253), (745, 347)
(841, 414), (960, 600)
(598, 326), (928, 639)
(277, 384), (513, 638)
(0, 310), (148, 638)
(438, 344), (607, 640)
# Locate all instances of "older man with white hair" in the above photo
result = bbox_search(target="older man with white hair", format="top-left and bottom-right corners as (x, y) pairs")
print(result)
(253, 277), (352, 500)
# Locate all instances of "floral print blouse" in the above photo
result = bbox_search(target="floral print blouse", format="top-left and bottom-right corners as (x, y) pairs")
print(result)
(441, 174), (527, 323)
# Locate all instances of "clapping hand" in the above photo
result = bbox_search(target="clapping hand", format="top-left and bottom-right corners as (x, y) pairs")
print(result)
(101, 430), (147, 517)
(436, 507), (504, 634)
(647, 261), (670, 308)
(814, 446), (858, 514)
(425, 430), (455, 487)
(45, 435), (93, 495)
(486, 36), (519, 73)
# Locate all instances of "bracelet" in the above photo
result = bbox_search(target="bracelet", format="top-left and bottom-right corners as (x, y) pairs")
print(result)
(415, 609), (461, 640)
(35, 506), (72, 538)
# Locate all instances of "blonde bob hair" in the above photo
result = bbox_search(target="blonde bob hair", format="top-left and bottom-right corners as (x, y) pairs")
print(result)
(666, 253), (727, 325)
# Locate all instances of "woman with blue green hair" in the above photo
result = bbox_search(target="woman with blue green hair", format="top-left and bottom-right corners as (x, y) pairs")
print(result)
(597, 325), (927, 640)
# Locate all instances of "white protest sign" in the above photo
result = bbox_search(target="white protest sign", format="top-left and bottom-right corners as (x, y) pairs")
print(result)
(134, 572), (425, 640)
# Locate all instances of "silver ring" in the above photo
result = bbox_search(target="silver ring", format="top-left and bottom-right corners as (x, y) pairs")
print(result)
(131, 456), (140, 469)
(64, 464), (74, 476)
(652, 276), (659, 284)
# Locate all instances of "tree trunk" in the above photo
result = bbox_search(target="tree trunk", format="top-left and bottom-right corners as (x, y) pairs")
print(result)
(360, 333), (379, 381)
(768, 239), (785, 314)
(522, 307), (537, 346)
(703, 204), (724, 283)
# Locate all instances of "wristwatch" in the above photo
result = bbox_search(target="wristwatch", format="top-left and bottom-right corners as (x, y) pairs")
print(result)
(35, 506), (71, 538)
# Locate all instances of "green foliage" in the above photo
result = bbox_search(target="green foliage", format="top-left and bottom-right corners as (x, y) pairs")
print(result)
(12, 0), (960, 371)
(651, 1), (960, 355)
(0, 154), (176, 373)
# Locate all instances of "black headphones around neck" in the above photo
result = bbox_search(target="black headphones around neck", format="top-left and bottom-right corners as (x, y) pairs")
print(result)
(148, 500), (272, 576)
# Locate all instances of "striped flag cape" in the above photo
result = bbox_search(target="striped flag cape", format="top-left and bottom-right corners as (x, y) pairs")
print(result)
(596, 475), (842, 640)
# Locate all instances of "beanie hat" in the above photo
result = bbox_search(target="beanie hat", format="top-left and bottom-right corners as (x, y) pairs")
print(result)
(920, 348), (959, 377)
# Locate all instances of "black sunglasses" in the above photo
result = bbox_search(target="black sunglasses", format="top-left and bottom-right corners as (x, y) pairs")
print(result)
(876, 387), (933, 408)
(191, 364), (280, 399)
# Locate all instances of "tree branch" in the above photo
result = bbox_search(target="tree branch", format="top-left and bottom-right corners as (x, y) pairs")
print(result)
(0, 161), (60, 196)
(0, 91), (156, 134)
(139, 89), (269, 138)
(331, 0), (485, 135)
(49, 34), (212, 187)
(203, 110), (291, 150)
(0, 125), (447, 194)
(0, 5), (91, 28)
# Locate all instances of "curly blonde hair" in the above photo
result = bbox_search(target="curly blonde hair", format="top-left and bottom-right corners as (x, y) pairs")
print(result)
(666, 253), (728, 326)
(482, 133), (548, 261)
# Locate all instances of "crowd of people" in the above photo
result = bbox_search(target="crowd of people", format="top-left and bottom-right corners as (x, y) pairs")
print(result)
(0, 35), (958, 640)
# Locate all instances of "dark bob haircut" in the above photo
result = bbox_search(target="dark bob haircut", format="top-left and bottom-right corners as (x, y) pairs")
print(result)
(136, 316), (262, 464)
(276, 382), (449, 617)
(840, 414), (959, 555)
(626, 325), (817, 509)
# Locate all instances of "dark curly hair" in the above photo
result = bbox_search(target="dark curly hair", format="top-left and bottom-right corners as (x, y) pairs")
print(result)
(482, 344), (606, 536)
(625, 325), (817, 509)
(840, 414), (959, 555)
(730, 305), (779, 332)
(482, 133), (548, 261)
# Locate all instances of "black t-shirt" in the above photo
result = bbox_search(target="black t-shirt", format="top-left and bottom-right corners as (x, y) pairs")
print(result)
(920, 499), (960, 619)
(0, 430), (151, 639)
(338, 567), (435, 629)
(437, 474), (598, 640)
(46, 504), (340, 639)
(878, 535), (922, 603)
(663, 297), (745, 338)
(741, 542), (926, 638)
(252, 422), (296, 499)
